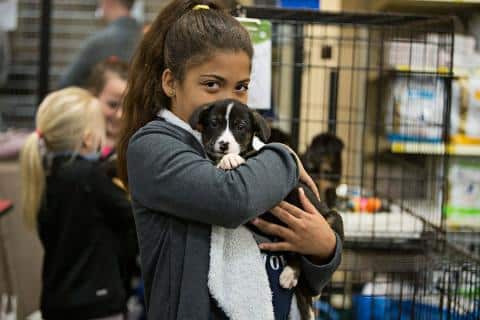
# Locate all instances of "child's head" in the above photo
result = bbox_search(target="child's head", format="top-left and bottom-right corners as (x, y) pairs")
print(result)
(118, 0), (254, 185)
(20, 87), (105, 229)
(88, 58), (128, 147)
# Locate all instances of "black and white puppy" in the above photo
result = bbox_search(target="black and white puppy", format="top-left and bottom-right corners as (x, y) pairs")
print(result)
(190, 99), (344, 320)
(189, 98), (269, 169)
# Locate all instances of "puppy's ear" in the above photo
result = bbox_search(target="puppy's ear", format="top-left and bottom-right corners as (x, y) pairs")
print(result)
(189, 104), (212, 132)
(332, 136), (345, 152)
(301, 150), (317, 173)
(251, 111), (271, 142)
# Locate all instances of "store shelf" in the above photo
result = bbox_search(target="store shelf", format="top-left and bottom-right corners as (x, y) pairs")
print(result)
(340, 212), (424, 239)
(375, 0), (480, 12)
(447, 217), (480, 229)
(390, 65), (450, 75)
(387, 67), (460, 79)
(386, 66), (480, 79)
(391, 141), (480, 156)
(368, 67), (459, 82)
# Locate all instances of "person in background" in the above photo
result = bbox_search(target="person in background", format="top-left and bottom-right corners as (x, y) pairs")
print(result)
(20, 87), (132, 320)
(86, 58), (142, 314)
(58, 0), (141, 89)
(87, 57), (128, 155)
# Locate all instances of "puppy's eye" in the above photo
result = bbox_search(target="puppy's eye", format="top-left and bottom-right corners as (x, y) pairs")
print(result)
(234, 120), (248, 131)
(211, 119), (219, 128)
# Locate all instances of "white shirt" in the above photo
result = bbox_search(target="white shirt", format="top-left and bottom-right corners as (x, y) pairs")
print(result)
(158, 108), (203, 144)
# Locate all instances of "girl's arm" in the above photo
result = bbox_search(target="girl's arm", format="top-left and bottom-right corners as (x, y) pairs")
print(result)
(299, 234), (342, 295)
(127, 132), (299, 228)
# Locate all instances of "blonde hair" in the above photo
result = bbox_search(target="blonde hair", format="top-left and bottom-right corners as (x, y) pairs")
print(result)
(20, 87), (105, 230)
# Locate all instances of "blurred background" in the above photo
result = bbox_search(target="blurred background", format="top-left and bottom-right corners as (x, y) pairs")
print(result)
(1, 1), (480, 319)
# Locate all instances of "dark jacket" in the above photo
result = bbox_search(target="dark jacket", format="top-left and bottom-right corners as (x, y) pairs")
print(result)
(38, 155), (133, 320)
(58, 16), (141, 88)
(127, 119), (342, 320)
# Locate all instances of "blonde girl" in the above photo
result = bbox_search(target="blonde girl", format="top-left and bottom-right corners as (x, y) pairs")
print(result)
(21, 87), (104, 228)
(21, 87), (132, 320)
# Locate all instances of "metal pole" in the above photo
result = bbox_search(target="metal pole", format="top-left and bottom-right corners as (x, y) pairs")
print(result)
(328, 69), (339, 135)
(38, 0), (52, 105)
(291, 24), (303, 152)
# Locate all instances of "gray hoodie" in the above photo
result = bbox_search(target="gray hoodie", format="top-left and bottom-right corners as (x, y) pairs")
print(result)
(58, 16), (141, 88)
(127, 118), (342, 319)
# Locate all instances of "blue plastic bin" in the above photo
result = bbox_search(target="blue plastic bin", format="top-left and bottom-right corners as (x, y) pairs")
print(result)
(280, 0), (320, 9)
(353, 295), (478, 320)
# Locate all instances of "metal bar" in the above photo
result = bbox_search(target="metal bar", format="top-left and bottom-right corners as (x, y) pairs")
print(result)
(440, 19), (456, 233)
(328, 69), (339, 135)
(290, 24), (303, 152)
(372, 29), (385, 197)
(239, 6), (443, 26)
(38, 0), (52, 104)
(359, 27), (372, 201)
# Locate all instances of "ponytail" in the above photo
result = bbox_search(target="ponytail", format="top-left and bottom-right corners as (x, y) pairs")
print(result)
(118, 0), (253, 186)
(20, 87), (104, 230)
(20, 132), (46, 230)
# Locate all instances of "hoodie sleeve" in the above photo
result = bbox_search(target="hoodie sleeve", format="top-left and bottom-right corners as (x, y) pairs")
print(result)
(127, 129), (299, 229)
(300, 233), (343, 295)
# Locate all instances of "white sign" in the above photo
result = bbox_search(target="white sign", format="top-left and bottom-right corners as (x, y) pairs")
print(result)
(238, 18), (272, 110)
(0, 0), (18, 31)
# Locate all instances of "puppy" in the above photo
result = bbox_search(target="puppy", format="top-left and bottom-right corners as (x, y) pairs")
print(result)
(302, 133), (344, 208)
(190, 99), (344, 320)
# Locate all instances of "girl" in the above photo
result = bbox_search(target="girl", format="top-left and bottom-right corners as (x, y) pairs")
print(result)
(87, 57), (128, 152)
(21, 87), (132, 320)
(87, 58), (142, 315)
(117, 1), (342, 319)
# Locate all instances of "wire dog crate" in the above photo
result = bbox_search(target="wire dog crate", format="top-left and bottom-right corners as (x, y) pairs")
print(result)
(237, 6), (479, 319)
(238, 6), (455, 248)
(321, 245), (479, 320)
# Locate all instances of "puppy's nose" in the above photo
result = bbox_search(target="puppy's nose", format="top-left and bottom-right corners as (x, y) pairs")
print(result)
(219, 141), (229, 152)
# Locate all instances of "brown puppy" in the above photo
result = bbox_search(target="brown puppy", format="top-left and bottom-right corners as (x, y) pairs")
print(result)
(302, 133), (344, 208)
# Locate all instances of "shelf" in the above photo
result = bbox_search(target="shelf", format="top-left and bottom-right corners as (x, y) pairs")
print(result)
(447, 226), (480, 233)
(368, 66), (460, 82)
(375, 0), (480, 12)
(340, 212), (424, 239)
(390, 65), (451, 75)
(386, 67), (460, 79)
(447, 214), (480, 229)
(386, 66), (480, 79)
(391, 141), (480, 156)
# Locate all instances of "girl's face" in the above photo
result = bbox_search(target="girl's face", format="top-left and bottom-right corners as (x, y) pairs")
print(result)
(163, 51), (251, 123)
(80, 100), (106, 156)
(97, 75), (127, 144)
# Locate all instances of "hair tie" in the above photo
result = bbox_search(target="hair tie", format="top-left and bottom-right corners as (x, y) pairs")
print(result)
(193, 4), (210, 10)
(107, 55), (120, 63)
(35, 129), (51, 170)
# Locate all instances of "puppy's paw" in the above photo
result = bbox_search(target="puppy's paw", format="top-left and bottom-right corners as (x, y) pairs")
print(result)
(217, 154), (245, 170)
(280, 266), (299, 289)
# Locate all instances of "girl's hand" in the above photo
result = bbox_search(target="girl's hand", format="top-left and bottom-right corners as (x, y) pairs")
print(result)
(280, 144), (319, 199)
(251, 188), (336, 263)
